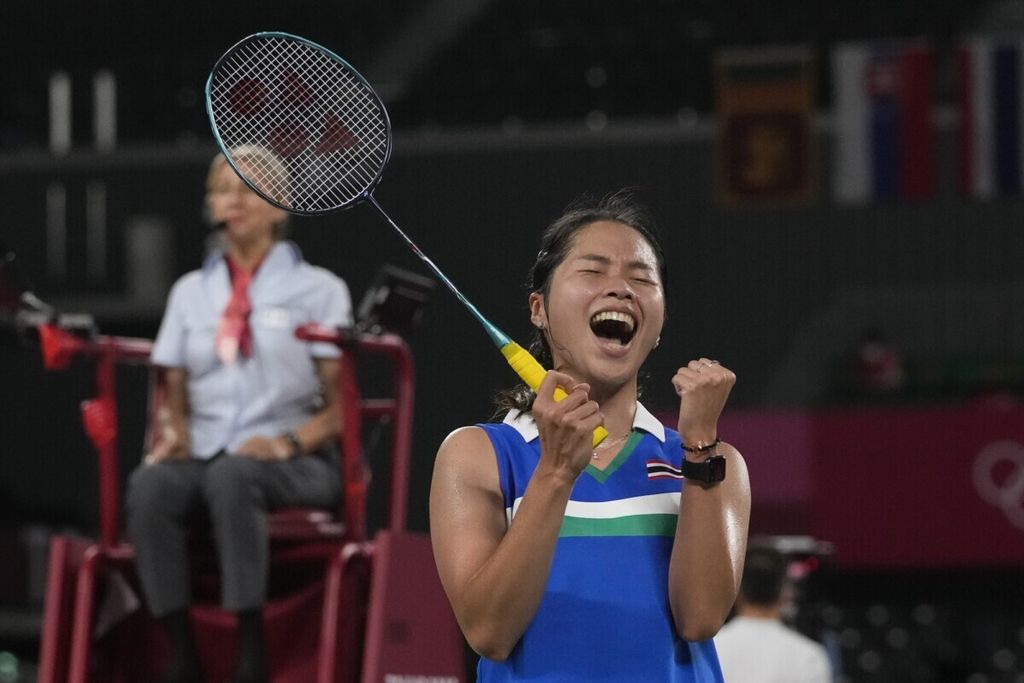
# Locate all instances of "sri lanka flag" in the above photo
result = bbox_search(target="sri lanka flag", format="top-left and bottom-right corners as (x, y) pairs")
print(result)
(958, 37), (1024, 198)
(832, 41), (935, 203)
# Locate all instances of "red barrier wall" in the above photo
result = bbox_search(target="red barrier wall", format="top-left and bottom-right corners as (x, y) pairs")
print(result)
(661, 397), (1024, 568)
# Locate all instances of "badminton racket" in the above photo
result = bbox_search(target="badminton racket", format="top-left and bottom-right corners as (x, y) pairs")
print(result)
(206, 32), (607, 445)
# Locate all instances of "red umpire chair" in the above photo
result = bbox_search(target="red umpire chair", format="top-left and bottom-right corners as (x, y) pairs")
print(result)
(34, 317), (464, 683)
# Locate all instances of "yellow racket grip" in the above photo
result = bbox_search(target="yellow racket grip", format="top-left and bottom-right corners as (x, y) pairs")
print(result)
(500, 342), (609, 447)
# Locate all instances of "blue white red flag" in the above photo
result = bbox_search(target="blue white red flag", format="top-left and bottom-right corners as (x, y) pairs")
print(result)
(958, 36), (1024, 198)
(832, 41), (935, 203)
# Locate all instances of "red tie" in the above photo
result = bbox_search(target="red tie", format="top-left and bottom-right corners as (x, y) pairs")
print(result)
(216, 256), (258, 364)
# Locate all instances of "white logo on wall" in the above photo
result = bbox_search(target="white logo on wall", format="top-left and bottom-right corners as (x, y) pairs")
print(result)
(973, 440), (1024, 531)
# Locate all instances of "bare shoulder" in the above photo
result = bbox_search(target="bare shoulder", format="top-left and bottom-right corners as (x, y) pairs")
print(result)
(436, 425), (495, 463)
(432, 425), (500, 492)
(430, 425), (505, 537)
(439, 424), (494, 452)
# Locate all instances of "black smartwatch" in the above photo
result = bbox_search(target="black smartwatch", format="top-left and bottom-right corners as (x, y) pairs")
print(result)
(282, 430), (304, 456)
(680, 455), (726, 485)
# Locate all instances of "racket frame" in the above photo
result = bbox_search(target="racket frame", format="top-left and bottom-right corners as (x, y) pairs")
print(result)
(205, 32), (607, 445)
(205, 31), (393, 216)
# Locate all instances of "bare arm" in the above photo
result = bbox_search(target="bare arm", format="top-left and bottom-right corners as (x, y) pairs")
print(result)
(291, 357), (342, 452)
(667, 359), (751, 641)
(145, 367), (191, 463)
(429, 372), (602, 661)
(238, 357), (342, 460)
(669, 442), (750, 640)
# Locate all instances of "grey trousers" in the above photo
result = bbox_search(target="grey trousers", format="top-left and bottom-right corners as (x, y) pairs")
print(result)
(125, 450), (341, 617)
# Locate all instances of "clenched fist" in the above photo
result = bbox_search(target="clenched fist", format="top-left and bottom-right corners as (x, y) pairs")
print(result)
(671, 358), (736, 448)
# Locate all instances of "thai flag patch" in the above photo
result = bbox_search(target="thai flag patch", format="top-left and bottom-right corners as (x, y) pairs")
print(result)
(646, 459), (683, 480)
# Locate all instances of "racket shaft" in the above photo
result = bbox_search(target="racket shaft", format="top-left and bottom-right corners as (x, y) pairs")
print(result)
(501, 342), (609, 447)
(364, 202), (608, 444)
(366, 196), (510, 347)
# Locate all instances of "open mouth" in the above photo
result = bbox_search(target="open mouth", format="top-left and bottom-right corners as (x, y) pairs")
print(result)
(590, 311), (636, 346)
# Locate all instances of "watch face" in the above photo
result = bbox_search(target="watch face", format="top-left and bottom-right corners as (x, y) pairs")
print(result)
(682, 455), (727, 484)
(707, 455), (726, 482)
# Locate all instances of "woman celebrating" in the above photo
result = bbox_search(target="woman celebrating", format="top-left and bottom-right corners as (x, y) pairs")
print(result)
(126, 147), (352, 683)
(430, 193), (750, 681)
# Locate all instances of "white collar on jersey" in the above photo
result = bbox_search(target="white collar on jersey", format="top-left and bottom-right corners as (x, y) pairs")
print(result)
(503, 400), (666, 443)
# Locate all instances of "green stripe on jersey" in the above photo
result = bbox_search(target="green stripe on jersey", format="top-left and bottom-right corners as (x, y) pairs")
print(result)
(506, 493), (681, 530)
(560, 513), (678, 537)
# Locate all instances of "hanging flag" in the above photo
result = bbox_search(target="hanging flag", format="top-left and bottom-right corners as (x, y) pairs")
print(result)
(958, 36), (1024, 199)
(832, 41), (935, 203)
(714, 46), (816, 206)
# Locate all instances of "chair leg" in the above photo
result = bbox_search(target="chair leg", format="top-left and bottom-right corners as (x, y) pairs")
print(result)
(68, 547), (104, 683)
(38, 536), (78, 683)
(317, 546), (347, 683)
(317, 543), (371, 683)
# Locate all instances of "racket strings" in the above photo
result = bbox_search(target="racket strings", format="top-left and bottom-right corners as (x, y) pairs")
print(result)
(305, 72), (385, 198)
(209, 35), (390, 212)
(241, 39), (385, 201)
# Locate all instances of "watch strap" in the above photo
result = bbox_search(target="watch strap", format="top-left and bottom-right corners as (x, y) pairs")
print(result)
(282, 430), (304, 456)
(680, 455), (726, 485)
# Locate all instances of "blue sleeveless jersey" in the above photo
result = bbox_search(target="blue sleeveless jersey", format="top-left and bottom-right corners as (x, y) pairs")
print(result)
(475, 407), (723, 682)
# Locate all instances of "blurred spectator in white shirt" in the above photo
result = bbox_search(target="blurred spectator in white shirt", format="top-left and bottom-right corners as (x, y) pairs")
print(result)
(715, 546), (832, 683)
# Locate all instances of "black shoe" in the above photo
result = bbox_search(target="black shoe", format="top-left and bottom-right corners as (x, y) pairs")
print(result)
(225, 672), (268, 683)
(158, 656), (203, 683)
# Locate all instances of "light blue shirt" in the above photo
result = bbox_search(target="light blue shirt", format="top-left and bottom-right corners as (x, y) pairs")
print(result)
(151, 241), (352, 458)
